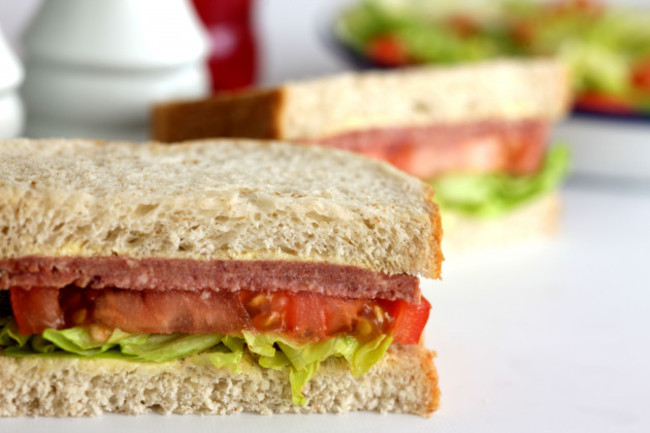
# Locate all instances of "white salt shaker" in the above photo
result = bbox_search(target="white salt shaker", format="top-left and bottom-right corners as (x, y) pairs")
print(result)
(21, 0), (209, 140)
(0, 27), (24, 139)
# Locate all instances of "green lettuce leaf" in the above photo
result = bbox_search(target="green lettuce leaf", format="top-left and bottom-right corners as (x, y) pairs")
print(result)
(278, 334), (393, 404)
(278, 338), (340, 371)
(258, 349), (291, 370)
(0, 319), (393, 406)
(222, 335), (245, 353)
(119, 334), (223, 362)
(289, 362), (320, 405)
(30, 335), (57, 353)
(41, 327), (134, 357)
(241, 331), (392, 404)
(430, 145), (569, 218)
(0, 317), (30, 348)
(194, 345), (243, 373)
(241, 330), (277, 357)
(349, 334), (394, 376)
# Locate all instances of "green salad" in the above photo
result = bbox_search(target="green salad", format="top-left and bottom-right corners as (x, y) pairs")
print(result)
(337, 0), (650, 115)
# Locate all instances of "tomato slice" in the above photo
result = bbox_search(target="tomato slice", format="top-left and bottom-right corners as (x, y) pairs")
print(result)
(91, 290), (252, 335)
(10, 287), (64, 334)
(313, 121), (548, 178)
(446, 14), (480, 38)
(631, 59), (650, 96)
(379, 297), (431, 345)
(509, 20), (536, 47)
(9, 287), (431, 346)
(547, 0), (604, 16)
(574, 92), (636, 115)
(365, 34), (411, 67)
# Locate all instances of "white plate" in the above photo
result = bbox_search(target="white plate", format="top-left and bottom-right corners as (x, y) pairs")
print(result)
(554, 117), (650, 181)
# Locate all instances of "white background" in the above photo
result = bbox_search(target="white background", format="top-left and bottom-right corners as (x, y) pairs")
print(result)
(1, 1), (650, 432)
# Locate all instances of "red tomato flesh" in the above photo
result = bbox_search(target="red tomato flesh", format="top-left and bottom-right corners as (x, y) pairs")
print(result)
(313, 120), (549, 179)
(575, 92), (636, 115)
(378, 297), (431, 345)
(631, 59), (650, 96)
(9, 287), (64, 333)
(509, 20), (537, 47)
(547, 0), (604, 16)
(365, 34), (411, 67)
(10, 287), (431, 346)
(447, 14), (480, 38)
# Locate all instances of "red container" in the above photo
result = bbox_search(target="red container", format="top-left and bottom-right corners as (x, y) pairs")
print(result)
(191, 0), (257, 92)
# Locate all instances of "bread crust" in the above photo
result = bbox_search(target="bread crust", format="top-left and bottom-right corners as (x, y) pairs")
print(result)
(151, 59), (570, 143)
(0, 344), (439, 417)
(441, 193), (561, 253)
(152, 89), (285, 143)
(424, 183), (444, 278)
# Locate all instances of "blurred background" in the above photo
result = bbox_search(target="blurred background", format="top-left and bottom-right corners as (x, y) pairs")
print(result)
(3, 0), (650, 84)
(1, 0), (649, 179)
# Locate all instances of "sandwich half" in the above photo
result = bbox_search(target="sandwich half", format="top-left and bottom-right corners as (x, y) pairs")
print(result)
(0, 138), (443, 416)
(152, 59), (571, 251)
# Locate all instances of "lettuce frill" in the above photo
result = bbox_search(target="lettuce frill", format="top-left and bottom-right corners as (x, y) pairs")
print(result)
(0, 317), (392, 405)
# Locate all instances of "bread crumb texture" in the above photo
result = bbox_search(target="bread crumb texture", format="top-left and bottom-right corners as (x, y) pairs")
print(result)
(0, 344), (439, 417)
(280, 59), (570, 139)
(442, 193), (560, 253)
(0, 139), (441, 277)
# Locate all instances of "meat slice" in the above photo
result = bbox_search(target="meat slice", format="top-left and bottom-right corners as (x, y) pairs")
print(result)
(0, 257), (420, 303)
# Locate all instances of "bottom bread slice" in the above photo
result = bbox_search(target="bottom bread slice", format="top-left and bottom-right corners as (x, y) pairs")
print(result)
(0, 344), (439, 417)
(441, 193), (561, 253)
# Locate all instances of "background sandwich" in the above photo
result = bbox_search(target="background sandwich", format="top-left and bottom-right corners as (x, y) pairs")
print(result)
(152, 59), (571, 252)
(0, 138), (442, 416)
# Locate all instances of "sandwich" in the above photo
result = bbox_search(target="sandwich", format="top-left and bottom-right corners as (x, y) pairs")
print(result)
(152, 59), (571, 252)
(0, 138), (443, 416)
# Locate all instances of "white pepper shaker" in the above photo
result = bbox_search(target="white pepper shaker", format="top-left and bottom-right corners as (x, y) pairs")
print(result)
(21, 0), (209, 141)
(0, 27), (24, 139)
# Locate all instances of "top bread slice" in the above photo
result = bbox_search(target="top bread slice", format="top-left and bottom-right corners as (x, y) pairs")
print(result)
(152, 59), (570, 143)
(0, 139), (442, 278)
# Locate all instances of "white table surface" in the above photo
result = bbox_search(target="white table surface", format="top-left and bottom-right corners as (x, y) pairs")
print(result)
(2, 0), (650, 431)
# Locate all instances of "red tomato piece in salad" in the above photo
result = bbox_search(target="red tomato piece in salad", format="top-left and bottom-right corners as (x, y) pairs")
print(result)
(575, 92), (636, 115)
(366, 34), (411, 67)
(631, 59), (650, 96)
